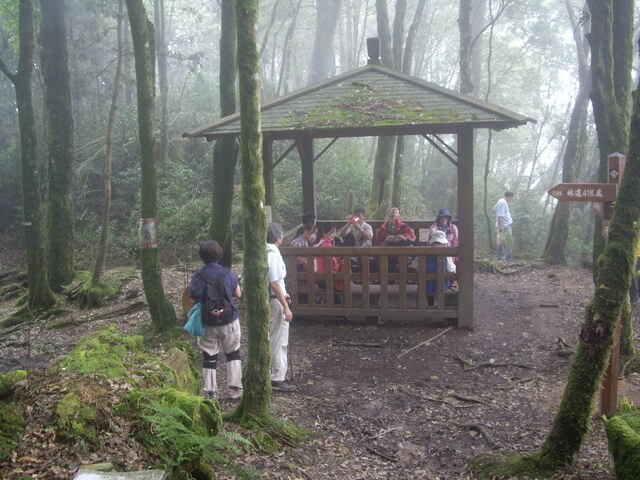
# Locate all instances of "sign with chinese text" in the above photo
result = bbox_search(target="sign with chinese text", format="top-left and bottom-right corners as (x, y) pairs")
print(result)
(547, 183), (617, 202)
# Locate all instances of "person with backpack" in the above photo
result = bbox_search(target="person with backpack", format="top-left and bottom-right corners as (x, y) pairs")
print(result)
(189, 240), (243, 401)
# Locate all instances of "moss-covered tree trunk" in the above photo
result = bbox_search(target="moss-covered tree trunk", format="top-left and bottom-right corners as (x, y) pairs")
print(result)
(0, 0), (56, 311)
(40, 0), (75, 292)
(230, 0), (272, 423)
(543, 1), (590, 265)
(93, 0), (124, 283)
(587, 0), (635, 354)
(126, 0), (177, 331)
(210, 0), (239, 268)
(587, 0), (633, 279)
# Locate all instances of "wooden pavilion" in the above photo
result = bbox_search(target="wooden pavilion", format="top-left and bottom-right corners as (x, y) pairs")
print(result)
(183, 59), (534, 328)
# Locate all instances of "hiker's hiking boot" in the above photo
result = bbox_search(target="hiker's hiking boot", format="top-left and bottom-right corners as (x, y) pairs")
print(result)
(203, 390), (218, 400)
(271, 380), (297, 392)
(227, 387), (243, 401)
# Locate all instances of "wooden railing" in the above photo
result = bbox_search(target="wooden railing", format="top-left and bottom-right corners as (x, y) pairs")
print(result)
(280, 246), (458, 320)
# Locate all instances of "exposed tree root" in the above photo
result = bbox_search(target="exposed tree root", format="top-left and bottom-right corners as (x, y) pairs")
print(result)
(621, 353), (640, 377)
(336, 340), (386, 348)
(445, 392), (489, 405)
(463, 361), (534, 371)
(93, 301), (147, 320)
(397, 327), (453, 358)
(498, 375), (544, 390)
(365, 444), (398, 462)
(399, 385), (486, 408)
(453, 421), (500, 449)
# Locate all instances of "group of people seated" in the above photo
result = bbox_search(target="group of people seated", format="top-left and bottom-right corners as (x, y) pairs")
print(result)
(284, 207), (459, 301)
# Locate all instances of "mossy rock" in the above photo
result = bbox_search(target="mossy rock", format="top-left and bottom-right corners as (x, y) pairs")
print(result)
(0, 401), (25, 462)
(0, 369), (27, 399)
(605, 397), (640, 480)
(58, 324), (144, 379)
(56, 388), (99, 441)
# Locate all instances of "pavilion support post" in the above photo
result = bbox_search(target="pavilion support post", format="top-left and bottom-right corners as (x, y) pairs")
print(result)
(263, 137), (274, 211)
(296, 137), (316, 216)
(457, 127), (474, 329)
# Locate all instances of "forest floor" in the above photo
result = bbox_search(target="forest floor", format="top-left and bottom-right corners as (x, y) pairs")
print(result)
(1, 239), (640, 479)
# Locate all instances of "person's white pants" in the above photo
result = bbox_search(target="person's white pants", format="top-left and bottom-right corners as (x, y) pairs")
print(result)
(197, 319), (242, 392)
(269, 299), (289, 382)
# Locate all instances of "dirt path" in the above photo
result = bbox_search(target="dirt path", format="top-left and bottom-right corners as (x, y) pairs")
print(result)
(2, 263), (639, 479)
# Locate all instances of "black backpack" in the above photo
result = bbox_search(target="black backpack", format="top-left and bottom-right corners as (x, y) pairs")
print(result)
(198, 269), (234, 326)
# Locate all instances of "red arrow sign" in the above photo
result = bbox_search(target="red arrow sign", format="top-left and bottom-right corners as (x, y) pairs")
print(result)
(547, 183), (617, 202)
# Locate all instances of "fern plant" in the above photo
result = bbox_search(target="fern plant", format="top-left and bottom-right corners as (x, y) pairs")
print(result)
(140, 400), (257, 478)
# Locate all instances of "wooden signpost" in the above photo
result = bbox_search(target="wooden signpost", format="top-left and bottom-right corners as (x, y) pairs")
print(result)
(548, 152), (625, 417)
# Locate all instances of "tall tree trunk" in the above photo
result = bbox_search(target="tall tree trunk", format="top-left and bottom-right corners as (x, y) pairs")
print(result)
(375, 0), (394, 68)
(390, 0), (406, 209)
(0, 0), (56, 311)
(93, 0), (124, 282)
(369, 0), (397, 218)
(229, 0), (271, 424)
(543, 0), (590, 265)
(154, 0), (168, 165)
(211, 0), (239, 268)
(459, 0), (473, 94)
(470, 0), (485, 98)
(308, 0), (342, 84)
(401, 0), (427, 74)
(587, 0), (633, 281)
(40, 0), (75, 292)
(126, 0), (177, 331)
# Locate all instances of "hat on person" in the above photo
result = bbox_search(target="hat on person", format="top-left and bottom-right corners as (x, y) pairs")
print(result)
(428, 230), (448, 245)
(436, 208), (452, 221)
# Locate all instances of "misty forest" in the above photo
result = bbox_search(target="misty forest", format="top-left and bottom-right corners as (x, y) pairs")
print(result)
(1, 0), (640, 479)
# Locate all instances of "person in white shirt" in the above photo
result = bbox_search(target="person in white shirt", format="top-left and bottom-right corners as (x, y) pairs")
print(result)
(266, 223), (296, 392)
(493, 191), (514, 260)
(339, 208), (373, 247)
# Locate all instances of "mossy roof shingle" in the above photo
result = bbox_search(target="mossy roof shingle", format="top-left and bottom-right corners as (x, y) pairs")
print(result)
(183, 64), (534, 141)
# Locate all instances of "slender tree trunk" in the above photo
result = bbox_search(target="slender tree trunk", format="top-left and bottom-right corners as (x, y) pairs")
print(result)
(93, 0), (124, 282)
(275, 0), (302, 97)
(126, 0), (177, 331)
(401, 0), (427, 74)
(40, 0), (75, 291)
(389, 0), (406, 209)
(543, 1), (590, 265)
(154, 0), (169, 165)
(211, 0), (239, 268)
(231, 0), (271, 422)
(0, 0), (56, 311)
(459, 0), (473, 94)
(308, 0), (342, 84)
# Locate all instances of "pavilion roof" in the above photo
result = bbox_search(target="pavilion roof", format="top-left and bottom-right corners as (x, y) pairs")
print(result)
(183, 63), (534, 141)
